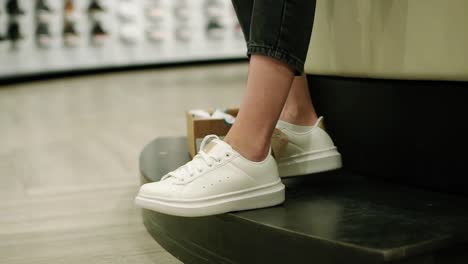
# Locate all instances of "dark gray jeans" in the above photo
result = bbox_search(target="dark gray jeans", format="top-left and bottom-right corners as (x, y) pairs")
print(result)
(231, 0), (317, 74)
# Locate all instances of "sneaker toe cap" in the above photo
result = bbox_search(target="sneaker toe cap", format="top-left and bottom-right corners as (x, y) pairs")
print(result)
(138, 180), (181, 199)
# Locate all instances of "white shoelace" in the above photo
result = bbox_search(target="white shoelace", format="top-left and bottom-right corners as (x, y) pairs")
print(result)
(162, 135), (225, 182)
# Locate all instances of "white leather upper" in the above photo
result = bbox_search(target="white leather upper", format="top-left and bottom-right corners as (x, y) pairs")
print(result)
(139, 137), (279, 201)
(276, 118), (337, 161)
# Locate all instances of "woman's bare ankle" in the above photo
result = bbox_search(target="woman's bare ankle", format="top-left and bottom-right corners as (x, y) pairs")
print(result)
(224, 134), (270, 162)
(279, 108), (318, 126)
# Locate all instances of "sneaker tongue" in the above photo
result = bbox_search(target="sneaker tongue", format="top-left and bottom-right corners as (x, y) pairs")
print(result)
(202, 139), (232, 157)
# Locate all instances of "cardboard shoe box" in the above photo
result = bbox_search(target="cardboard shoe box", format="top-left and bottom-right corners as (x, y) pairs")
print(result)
(186, 108), (238, 157)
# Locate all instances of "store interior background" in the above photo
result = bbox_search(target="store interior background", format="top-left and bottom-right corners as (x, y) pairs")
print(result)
(1, 0), (245, 263)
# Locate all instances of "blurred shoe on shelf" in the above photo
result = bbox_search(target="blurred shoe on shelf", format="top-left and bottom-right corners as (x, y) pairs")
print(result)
(0, 26), (7, 42)
(175, 25), (191, 42)
(91, 21), (108, 46)
(64, 0), (80, 20)
(118, 1), (138, 22)
(173, 0), (189, 21)
(146, 3), (165, 22)
(206, 18), (224, 40)
(91, 21), (107, 36)
(36, 21), (52, 48)
(7, 20), (23, 42)
(88, 0), (105, 14)
(6, 0), (25, 16)
(204, 0), (224, 17)
(36, 0), (52, 13)
(120, 24), (139, 45)
(36, 0), (53, 22)
(63, 19), (79, 47)
(64, 0), (75, 14)
(146, 26), (165, 42)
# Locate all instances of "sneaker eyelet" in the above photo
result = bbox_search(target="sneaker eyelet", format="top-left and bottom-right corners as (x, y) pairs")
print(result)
(225, 153), (230, 157)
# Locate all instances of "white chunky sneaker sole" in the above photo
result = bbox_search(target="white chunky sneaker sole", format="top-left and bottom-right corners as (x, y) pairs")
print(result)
(135, 180), (285, 217)
(278, 148), (342, 178)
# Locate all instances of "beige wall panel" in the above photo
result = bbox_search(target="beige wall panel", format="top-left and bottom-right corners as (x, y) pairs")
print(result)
(305, 0), (468, 81)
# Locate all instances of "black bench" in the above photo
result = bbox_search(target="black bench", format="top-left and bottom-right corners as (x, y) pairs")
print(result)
(140, 76), (468, 264)
(140, 137), (468, 264)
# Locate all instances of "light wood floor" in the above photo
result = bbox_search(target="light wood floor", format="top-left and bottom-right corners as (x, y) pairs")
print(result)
(0, 63), (247, 264)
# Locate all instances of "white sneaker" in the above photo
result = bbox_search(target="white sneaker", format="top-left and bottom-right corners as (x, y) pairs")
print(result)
(273, 117), (342, 178)
(135, 135), (285, 217)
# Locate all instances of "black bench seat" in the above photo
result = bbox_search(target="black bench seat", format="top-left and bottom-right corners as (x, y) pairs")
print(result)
(140, 137), (468, 264)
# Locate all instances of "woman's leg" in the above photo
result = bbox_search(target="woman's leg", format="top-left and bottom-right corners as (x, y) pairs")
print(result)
(232, 0), (319, 127)
(226, 0), (317, 161)
(135, 0), (319, 217)
(280, 74), (319, 126)
(224, 55), (295, 161)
